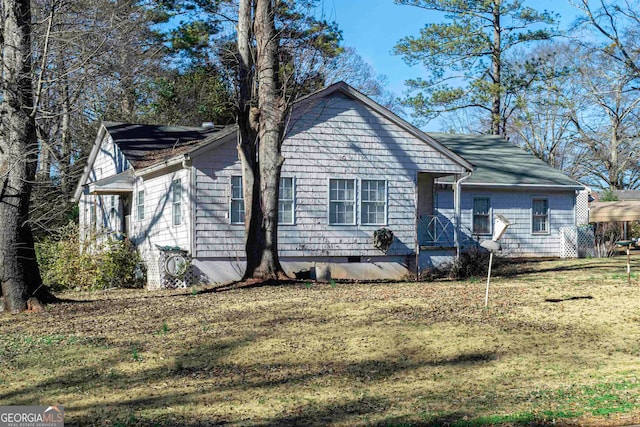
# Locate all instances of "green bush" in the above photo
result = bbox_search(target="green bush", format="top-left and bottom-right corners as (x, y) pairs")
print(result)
(36, 223), (146, 291)
(96, 238), (146, 289)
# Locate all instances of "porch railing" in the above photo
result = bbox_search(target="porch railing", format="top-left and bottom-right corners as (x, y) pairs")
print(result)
(420, 215), (455, 247)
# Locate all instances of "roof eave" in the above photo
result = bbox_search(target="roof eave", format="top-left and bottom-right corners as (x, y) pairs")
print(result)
(293, 82), (473, 173)
(72, 123), (108, 203)
(461, 182), (586, 191)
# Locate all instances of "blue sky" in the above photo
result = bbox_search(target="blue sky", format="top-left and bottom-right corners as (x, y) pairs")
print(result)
(325, 0), (581, 103)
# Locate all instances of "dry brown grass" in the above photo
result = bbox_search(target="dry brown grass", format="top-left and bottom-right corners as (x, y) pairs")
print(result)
(2, 257), (640, 426)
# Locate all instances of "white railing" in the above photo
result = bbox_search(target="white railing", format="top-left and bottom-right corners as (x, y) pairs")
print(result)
(421, 215), (454, 246)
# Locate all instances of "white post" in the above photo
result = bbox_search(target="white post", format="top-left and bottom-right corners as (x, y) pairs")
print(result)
(485, 251), (493, 307)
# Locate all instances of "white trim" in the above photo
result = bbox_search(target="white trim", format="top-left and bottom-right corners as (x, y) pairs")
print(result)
(460, 182), (585, 191)
(360, 178), (388, 226)
(328, 178), (357, 225)
(472, 196), (492, 236)
(278, 176), (296, 225)
(72, 124), (108, 202)
(136, 189), (145, 221)
(229, 175), (245, 225)
(531, 196), (550, 235)
(172, 178), (183, 227)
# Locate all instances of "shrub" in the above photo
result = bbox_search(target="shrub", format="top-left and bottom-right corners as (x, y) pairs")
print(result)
(37, 223), (146, 291)
(95, 238), (146, 289)
(36, 223), (99, 291)
(448, 246), (504, 280)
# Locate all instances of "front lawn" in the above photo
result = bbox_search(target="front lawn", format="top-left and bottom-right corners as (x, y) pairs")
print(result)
(1, 257), (640, 426)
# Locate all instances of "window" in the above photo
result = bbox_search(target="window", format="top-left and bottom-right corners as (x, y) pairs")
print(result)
(329, 179), (356, 225)
(137, 190), (145, 221)
(279, 177), (294, 224)
(532, 198), (549, 234)
(172, 179), (182, 226)
(473, 197), (491, 235)
(230, 176), (245, 224)
(109, 195), (117, 224)
(361, 180), (387, 225)
(90, 198), (97, 227)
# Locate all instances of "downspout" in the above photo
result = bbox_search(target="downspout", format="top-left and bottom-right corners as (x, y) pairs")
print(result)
(182, 154), (194, 256)
(454, 172), (472, 259)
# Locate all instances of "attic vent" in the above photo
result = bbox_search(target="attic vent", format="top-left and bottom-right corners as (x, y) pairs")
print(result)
(201, 122), (215, 129)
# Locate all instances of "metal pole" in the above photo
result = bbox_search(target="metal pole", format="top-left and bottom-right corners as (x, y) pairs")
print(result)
(627, 246), (631, 285)
(485, 251), (493, 307)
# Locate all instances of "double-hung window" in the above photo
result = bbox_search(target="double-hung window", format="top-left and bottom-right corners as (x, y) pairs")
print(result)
(279, 177), (295, 225)
(231, 176), (295, 225)
(230, 176), (245, 224)
(329, 179), (356, 225)
(137, 190), (145, 221)
(361, 180), (387, 225)
(532, 198), (549, 234)
(473, 197), (491, 235)
(172, 179), (182, 226)
(109, 195), (117, 226)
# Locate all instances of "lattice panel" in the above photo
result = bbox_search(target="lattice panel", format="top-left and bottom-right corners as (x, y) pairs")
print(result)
(158, 249), (195, 289)
(560, 226), (595, 258)
(577, 225), (596, 258)
(576, 188), (591, 226)
(144, 250), (161, 290)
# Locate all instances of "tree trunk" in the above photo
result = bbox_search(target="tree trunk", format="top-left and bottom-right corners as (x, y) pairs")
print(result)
(252, 0), (286, 279)
(491, 0), (502, 136)
(236, 0), (287, 281)
(1, 0), (51, 313)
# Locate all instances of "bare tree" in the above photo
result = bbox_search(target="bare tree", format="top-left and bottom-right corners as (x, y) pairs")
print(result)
(506, 44), (586, 178)
(0, 0), (53, 312)
(569, 49), (640, 189)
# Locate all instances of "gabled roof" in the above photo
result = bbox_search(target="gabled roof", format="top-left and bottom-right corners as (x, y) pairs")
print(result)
(430, 133), (584, 190)
(72, 122), (236, 202)
(102, 122), (224, 169)
(292, 82), (473, 172)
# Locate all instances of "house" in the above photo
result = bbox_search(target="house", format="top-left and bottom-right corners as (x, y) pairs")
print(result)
(73, 82), (587, 288)
(428, 133), (589, 258)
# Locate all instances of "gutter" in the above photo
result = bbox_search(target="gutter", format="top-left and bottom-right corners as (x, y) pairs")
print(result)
(461, 182), (585, 191)
(134, 153), (191, 178)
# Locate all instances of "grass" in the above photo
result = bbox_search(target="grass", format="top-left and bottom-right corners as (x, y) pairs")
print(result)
(2, 257), (640, 426)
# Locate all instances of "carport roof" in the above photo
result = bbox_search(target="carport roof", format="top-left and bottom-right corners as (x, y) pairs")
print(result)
(589, 200), (640, 222)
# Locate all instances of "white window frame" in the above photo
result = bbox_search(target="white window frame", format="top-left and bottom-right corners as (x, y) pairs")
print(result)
(90, 196), (97, 228)
(472, 196), (491, 235)
(172, 179), (182, 226)
(532, 197), (549, 235)
(278, 177), (295, 225)
(360, 179), (387, 225)
(230, 175), (245, 224)
(109, 195), (117, 226)
(137, 189), (145, 221)
(329, 178), (356, 225)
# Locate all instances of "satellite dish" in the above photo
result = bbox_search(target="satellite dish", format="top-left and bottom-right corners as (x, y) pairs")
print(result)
(164, 254), (187, 278)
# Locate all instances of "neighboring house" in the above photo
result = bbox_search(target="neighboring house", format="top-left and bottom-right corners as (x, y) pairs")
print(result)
(73, 82), (587, 288)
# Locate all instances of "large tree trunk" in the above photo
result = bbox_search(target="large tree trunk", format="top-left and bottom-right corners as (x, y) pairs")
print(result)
(236, 0), (287, 281)
(1, 0), (51, 313)
(252, 0), (286, 279)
